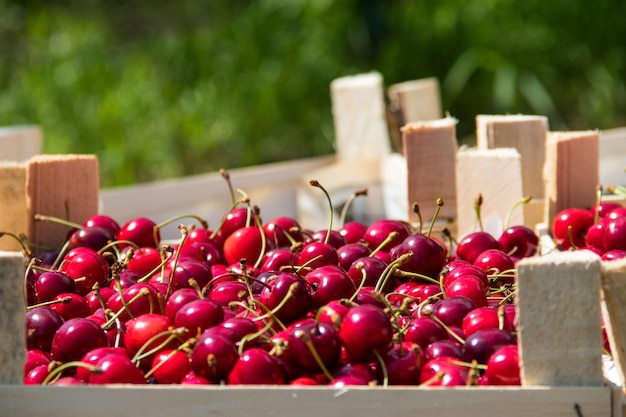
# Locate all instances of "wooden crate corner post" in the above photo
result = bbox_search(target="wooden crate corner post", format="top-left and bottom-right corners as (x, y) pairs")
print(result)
(0, 162), (28, 252)
(26, 154), (100, 252)
(600, 258), (626, 395)
(516, 250), (604, 387)
(0, 251), (26, 385)
(455, 147), (523, 239)
(543, 130), (599, 227)
(402, 117), (458, 229)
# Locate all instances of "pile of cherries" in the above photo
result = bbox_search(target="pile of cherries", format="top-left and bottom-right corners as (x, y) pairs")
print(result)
(21, 187), (621, 387)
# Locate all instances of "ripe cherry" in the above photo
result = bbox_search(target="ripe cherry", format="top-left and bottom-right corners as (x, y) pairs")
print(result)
(484, 344), (521, 385)
(552, 208), (594, 249)
(117, 217), (161, 249)
(50, 317), (110, 363)
(222, 226), (264, 266)
(226, 347), (285, 385)
(456, 231), (501, 264)
(498, 225), (539, 259)
(338, 304), (393, 363)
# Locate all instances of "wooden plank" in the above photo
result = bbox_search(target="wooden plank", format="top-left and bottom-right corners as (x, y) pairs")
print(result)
(543, 130), (599, 227)
(0, 385), (613, 417)
(402, 117), (458, 227)
(0, 125), (42, 161)
(476, 115), (548, 200)
(455, 147), (523, 239)
(0, 163), (27, 252)
(26, 155), (100, 252)
(601, 258), (626, 393)
(387, 77), (442, 151)
(330, 72), (391, 162)
(0, 251), (25, 385)
(516, 250), (604, 387)
(599, 127), (626, 187)
(99, 156), (334, 240)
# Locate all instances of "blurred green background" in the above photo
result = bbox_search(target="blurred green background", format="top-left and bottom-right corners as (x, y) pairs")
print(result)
(2, 0), (625, 187)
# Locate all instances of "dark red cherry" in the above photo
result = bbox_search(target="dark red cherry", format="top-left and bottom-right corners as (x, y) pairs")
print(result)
(305, 265), (356, 309)
(338, 304), (393, 363)
(462, 328), (516, 364)
(337, 242), (372, 271)
(362, 219), (411, 253)
(117, 217), (160, 249)
(26, 306), (65, 352)
(34, 271), (77, 303)
(226, 347), (285, 385)
(296, 241), (339, 271)
(259, 272), (313, 325)
(190, 331), (239, 382)
(50, 317), (109, 363)
(393, 234), (446, 280)
(498, 225), (539, 259)
(263, 216), (303, 248)
(68, 226), (115, 252)
(456, 231), (501, 264)
(83, 214), (121, 236)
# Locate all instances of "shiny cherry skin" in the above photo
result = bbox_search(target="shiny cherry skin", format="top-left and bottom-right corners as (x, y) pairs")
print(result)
(60, 247), (110, 296)
(456, 231), (501, 264)
(287, 319), (341, 375)
(462, 328), (516, 364)
(117, 217), (161, 249)
(498, 225), (539, 259)
(26, 306), (65, 352)
(190, 331), (239, 382)
(444, 275), (488, 308)
(34, 271), (77, 303)
(485, 344), (521, 385)
(339, 304), (393, 363)
(50, 317), (109, 363)
(222, 226), (265, 266)
(462, 306), (511, 337)
(150, 349), (191, 384)
(263, 216), (303, 248)
(296, 241), (339, 271)
(337, 242), (372, 271)
(174, 298), (225, 339)
(226, 347), (285, 385)
(403, 316), (449, 350)
(68, 226), (115, 252)
(83, 214), (121, 236)
(339, 221), (368, 244)
(603, 216), (626, 251)
(362, 219), (411, 253)
(347, 256), (390, 291)
(259, 272), (313, 325)
(305, 265), (357, 309)
(431, 296), (477, 328)
(88, 352), (147, 384)
(552, 208), (594, 249)
(375, 342), (424, 385)
(393, 234), (447, 280)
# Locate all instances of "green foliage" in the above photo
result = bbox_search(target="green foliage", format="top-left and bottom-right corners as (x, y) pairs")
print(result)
(1, 0), (625, 186)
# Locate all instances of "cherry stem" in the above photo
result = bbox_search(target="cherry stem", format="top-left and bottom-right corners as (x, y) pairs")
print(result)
(41, 361), (103, 386)
(412, 203), (423, 235)
(101, 287), (151, 328)
(136, 248), (175, 284)
(566, 225), (579, 250)
(156, 214), (209, 231)
(393, 270), (441, 286)
(144, 337), (197, 379)
(33, 214), (81, 230)
(369, 231), (399, 257)
(220, 168), (236, 205)
(238, 312), (280, 356)
(421, 308), (465, 345)
(348, 264), (368, 303)
(373, 349), (388, 388)
(374, 252), (412, 293)
(250, 282), (299, 326)
(208, 196), (250, 240)
(0, 231), (33, 259)
(294, 329), (335, 382)
(252, 207), (268, 269)
(132, 327), (188, 363)
(165, 224), (188, 299)
(50, 240), (72, 270)
(474, 193), (484, 232)
(419, 370), (445, 387)
(426, 198), (444, 238)
(26, 295), (72, 310)
(309, 179), (334, 245)
(504, 196), (532, 229)
(593, 184), (603, 224)
(339, 188), (368, 227)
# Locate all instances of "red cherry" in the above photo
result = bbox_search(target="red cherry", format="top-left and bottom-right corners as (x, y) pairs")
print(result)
(603, 216), (626, 251)
(339, 221), (368, 244)
(259, 272), (313, 325)
(393, 234), (447, 280)
(287, 320), (341, 374)
(337, 242), (372, 271)
(462, 306), (510, 337)
(473, 249), (515, 285)
(444, 275), (488, 308)
(339, 304), (393, 363)
(498, 225), (539, 259)
(263, 216), (303, 248)
(226, 347), (285, 385)
(431, 296), (477, 328)
(485, 344), (521, 385)
(88, 352), (146, 384)
(362, 219), (411, 253)
(76, 346), (130, 381)
(419, 357), (469, 386)
(123, 313), (178, 358)
(150, 349), (191, 384)
(404, 316), (449, 350)
(296, 241), (339, 271)
(117, 217), (160, 249)
(26, 306), (64, 352)
(216, 207), (256, 242)
(552, 208), (594, 249)
(60, 247), (110, 296)
(50, 317), (109, 363)
(423, 339), (463, 361)
(190, 331), (239, 382)
(24, 349), (51, 376)
(602, 249), (626, 261)
(222, 226), (264, 266)
(375, 342), (424, 385)
(305, 265), (356, 309)
(174, 298), (225, 338)
(83, 214), (121, 236)
(462, 328), (516, 364)
(50, 293), (90, 321)
(585, 220), (608, 251)
(456, 231), (501, 263)
(34, 271), (77, 303)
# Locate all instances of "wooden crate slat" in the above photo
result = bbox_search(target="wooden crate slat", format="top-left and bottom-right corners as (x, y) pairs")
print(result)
(0, 251), (25, 385)
(601, 258), (626, 392)
(0, 125), (42, 162)
(0, 385), (613, 417)
(0, 163), (27, 252)
(516, 250), (604, 387)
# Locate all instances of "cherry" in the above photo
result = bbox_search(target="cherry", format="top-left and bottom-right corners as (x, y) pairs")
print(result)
(308, 229), (346, 249)
(602, 249), (626, 262)
(498, 225), (539, 259)
(419, 357), (469, 386)
(376, 342), (424, 385)
(150, 349), (191, 384)
(296, 241), (339, 271)
(552, 208), (594, 249)
(181, 371), (212, 385)
(362, 219), (411, 253)
(26, 306), (65, 352)
(337, 242), (372, 271)
(456, 231), (501, 264)
(216, 207), (256, 242)
(585, 220), (608, 251)
(484, 344), (521, 385)
(338, 304), (393, 363)
(444, 275), (488, 308)
(473, 249), (515, 285)
(441, 263), (489, 290)
(25, 364), (53, 385)
(123, 313), (178, 359)
(602, 216), (626, 251)
(215, 317), (259, 347)
(125, 246), (163, 276)
(50, 293), (90, 321)
(462, 306), (510, 337)
(174, 298), (225, 339)
(76, 346), (130, 381)
(462, 327), (516, 364)
(305, 265), (357, 309)
(164, 288), (201, 322)
(106, 282), (162, 323)
(423, 339), (463, 361)
(25, 349), (51, 376)
(158, 258), (213, 293)
(50, 317), (109, 363)
(117, 217), (161, 249)
(287, 319), (341, 375)
(59, 247), (110, 296)
(392, 234), (447, 280)
(347, 256), (390, 291)
(590, 202), (623, 219)
(227, 347), (285, 385)
(431, 296), (477, 328)
(222, 225), (264, 266)
(259, 272), (313, 325)
(68, 226), (115, 252)
(34, 271), (77, 303)
(403, 316), (449, 350)
(339, 221), (368, 244)
(190, 331), (239, 382)
(88, 352), (147, 384)
(206, 280), (249, 308)
(263, 216), (303, 248)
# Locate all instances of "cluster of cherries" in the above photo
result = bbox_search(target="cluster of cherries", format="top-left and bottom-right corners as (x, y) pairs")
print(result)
(20, 182), (620, 387)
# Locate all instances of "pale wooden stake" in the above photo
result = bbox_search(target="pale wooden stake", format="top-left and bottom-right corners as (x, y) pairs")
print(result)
(543, 130), (599, 226)
(455, 147), (523, 239)
(26, 155), (100, 252)
(402, 117), (458, 227)
(0, 125), (42, 161)
(387, 78), (442, 151)
(476, 115), (548, 229)
(0, 251), (25, 385)
(330, 72), (391, 162)
(516, 250), (604, 387)
(601, 258), (626, 392)
(0, 163), (27, 252)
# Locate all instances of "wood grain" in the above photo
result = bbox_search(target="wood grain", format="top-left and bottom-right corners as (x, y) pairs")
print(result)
(0, 163), (27, 252)
(601, 258), (626, 392)
(0, 251), (25, 385)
